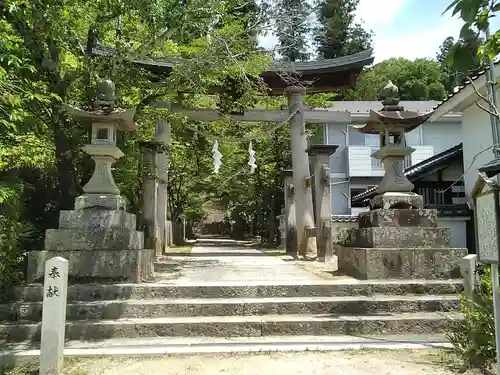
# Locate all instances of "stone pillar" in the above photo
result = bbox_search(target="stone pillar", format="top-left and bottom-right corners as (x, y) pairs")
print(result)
(140, 141), (161, 256)
(306, 145), (339, 266)
(277, 212), (286, 249)
(287, 86), (318, 259)
(154, 118), (171, 254)
(282, 169), (297, 257)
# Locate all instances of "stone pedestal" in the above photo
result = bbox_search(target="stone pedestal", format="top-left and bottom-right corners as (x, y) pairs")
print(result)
(338, 207), (467, 279)
(27, 201), (153, 283)
(372, 145), (415, 194)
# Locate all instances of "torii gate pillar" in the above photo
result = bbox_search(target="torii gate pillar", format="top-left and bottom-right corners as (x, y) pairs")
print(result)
(287, 86), (318, 259)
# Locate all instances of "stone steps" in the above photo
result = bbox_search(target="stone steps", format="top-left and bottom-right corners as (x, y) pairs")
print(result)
(0, 295), (459, 321)
(5, 279), (463, 302)
(0, 280), (463, 344)
(0, 312), (462, 342)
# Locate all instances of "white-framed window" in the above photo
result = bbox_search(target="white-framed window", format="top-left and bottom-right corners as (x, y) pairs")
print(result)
(405, 127), (423, 146)
(348, 126), (380, 147)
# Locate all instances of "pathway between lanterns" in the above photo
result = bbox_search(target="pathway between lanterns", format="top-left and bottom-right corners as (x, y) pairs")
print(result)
(164, 238), (322, 284)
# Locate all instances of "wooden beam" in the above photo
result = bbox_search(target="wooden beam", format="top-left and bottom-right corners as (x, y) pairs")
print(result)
(153, 101), (352, 123)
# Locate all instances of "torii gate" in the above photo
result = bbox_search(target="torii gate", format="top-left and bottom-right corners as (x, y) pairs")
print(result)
(116, 48), (375, 259)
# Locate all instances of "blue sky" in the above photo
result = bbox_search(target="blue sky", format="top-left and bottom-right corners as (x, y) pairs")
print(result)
(259, 0), (500, 63)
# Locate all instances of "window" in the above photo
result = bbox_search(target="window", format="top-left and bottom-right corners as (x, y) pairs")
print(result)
(348, 126), (380, 147)
(348, 127), (365, 145)
(405, 128), (422, 146)
(350, 187), (369, 208)
(365, 134), (379, 147)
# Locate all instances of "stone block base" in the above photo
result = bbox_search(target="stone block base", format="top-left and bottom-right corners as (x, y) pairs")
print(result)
(44, 228), (143, 251)
(75, 194), (128, 211)
(26, 249), (154, 284)
(338, 247), (467, 280)
(345, 227), (451, 248)
(371, 193), (424, 210)
(359, 209), (438, 228)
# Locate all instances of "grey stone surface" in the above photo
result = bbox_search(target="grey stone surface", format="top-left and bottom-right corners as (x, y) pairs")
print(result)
(44, 228), (143, 251)
(0, 295), (459, 321)
(74, 194), (128, 211)
(358, 209), (438, 229)
(171, 239), (320, 283)
(338, 247), (467, 280)
(371, 193), (424, 210)
(59, 210), (136, 230)
(26, 249), (154, 284)
(345, 227), (452, 248)
(0, 312), (461, 342)
(6, 280), (463, 303)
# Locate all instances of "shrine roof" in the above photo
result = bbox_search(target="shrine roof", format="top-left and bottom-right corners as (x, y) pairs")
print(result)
(92, 46), (374, 93)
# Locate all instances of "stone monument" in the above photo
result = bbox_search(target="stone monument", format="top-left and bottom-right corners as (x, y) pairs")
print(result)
(27, 79), (153, 283)
(338, 81), (467, 279)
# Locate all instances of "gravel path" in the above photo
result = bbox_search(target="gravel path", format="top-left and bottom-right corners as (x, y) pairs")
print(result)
(64, 350), (480, 375)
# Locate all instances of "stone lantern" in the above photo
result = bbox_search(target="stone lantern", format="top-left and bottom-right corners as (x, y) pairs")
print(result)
(68, 79), (137, 210)
(337, 81), (467, 280)
(26, 79), (153, 283)
(353, 81), (433, 210)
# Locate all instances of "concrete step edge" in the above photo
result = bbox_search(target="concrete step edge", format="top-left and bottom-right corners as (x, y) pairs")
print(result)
(0, 311), (463, 327)
(0, 294), (461, 307)
(21, 279), (464, 288)
(0, 335), (454, 367)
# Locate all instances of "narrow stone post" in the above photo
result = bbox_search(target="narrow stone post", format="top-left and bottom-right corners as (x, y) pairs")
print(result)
(154, 118), (171, 254)
(461, 254), (479, 306)
(286, 87), (318, 259)
(306, 145), (339, 266)
(140, 141), (161, 255)
(40, 256), (68, 375)
(277, 211), (286, 249)
(282, 169), (297, 257)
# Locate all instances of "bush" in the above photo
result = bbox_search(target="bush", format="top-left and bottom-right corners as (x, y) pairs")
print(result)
(446, 264), (496, 369)
(0, 182), (31, 291)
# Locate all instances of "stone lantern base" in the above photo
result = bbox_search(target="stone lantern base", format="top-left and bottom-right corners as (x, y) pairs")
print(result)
(337, 207), (467, 279)
(26, 194), (153, 284)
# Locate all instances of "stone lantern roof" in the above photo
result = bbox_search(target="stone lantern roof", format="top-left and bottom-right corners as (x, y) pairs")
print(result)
(354, 81), (434, 134)
(65, 79), (137, 131)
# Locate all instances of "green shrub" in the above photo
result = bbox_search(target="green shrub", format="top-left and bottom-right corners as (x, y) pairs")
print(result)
(0, 182), (31, 290)
(446, 264), (496, 369)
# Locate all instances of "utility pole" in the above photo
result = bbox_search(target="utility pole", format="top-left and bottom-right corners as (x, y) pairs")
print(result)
(483, 25), (500, 375)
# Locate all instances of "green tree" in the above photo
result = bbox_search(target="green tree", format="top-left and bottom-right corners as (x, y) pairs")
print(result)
(0, 0), (273, 285)
(443, 0), (500, 72)
(437, 34), (483, 92)
(344, 58), (449, 101)
(274, 0), (312, 61)
(314, 0), (372, 59)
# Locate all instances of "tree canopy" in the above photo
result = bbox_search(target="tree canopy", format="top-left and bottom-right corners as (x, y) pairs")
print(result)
(344, 58), (449, 101)
(314, 0), (373, 59)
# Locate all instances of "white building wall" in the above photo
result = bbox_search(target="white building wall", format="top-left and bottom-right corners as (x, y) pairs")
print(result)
(421, 122), (463, 155)
(437, 217), (469, 248)
(461, 102), (495, 200)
